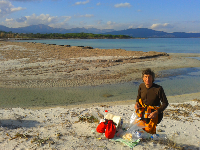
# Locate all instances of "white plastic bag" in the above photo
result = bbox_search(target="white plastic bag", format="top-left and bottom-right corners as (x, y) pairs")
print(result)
(130, 109), (140, 124)
(121, 110), (151, 140)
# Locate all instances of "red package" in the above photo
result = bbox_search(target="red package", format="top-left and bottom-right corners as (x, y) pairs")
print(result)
(105, 120), (116, 139)
(96, 122), (107, 133)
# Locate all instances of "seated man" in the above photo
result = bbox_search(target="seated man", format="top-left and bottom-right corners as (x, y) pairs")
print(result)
(135, 68), (168, 134)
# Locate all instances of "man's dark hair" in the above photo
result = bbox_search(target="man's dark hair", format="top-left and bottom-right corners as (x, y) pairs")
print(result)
(142, 68), (155, 82)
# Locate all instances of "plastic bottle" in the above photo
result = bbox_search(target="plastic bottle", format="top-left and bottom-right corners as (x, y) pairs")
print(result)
(117, 118), (123, 129)
(120, 118), (123, 127)
(151, 134), (160, 140)
(104, 110), (108, 119)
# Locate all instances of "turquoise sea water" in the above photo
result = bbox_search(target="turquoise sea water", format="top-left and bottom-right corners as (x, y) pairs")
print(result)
(2, 38), (199, 108)
(16, 38), (200, 53)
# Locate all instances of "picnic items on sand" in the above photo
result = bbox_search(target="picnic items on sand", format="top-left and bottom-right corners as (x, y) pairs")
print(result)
(105, 120), (116, 139)
(104, 112), (122, 128)
(96, 110), (151, 139)
(96, 122), (107, 133)
(96, 119), (116, 139)
(96, 110), (121, 139)
(96, 109), (158, 148)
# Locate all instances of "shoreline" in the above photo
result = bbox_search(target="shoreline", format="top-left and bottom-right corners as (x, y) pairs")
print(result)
(1, 91), (199, 110)
(1, 84), (200, 109)
(59, 91), (200, 109)
(32, 92), (200, 110)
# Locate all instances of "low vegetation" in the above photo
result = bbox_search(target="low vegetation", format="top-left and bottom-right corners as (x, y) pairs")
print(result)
(0, 31), (131, 39)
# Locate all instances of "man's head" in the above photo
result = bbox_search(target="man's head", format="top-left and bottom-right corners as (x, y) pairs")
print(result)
(142, 68), (155, 88)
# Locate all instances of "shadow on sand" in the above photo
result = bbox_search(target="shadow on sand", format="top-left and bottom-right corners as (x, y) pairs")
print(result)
(0, 119), (40, 129)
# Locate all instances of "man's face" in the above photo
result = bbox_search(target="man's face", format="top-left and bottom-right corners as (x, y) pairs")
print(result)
(143, 74), (153, 88)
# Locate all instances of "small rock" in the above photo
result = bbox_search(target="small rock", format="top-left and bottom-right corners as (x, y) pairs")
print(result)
(102, 94), (113, 98)
(157, 129), (165, 132)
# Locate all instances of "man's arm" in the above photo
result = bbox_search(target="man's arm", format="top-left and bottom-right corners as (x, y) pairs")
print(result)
(135, 84), (142, 110)
(157, 87), (168, 114)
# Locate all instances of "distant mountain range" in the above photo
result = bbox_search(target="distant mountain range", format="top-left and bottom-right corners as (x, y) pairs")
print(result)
(104, 28), (200, 38)
(0, 24), (200, 38)
(0, 24), (114, 34)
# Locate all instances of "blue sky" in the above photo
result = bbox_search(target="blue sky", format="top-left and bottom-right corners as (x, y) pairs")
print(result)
(0, 0), (199, 33)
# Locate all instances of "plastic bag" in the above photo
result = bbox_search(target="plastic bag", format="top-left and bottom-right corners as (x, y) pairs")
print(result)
(130, 109), (141, 124)
(134, 130), (151, 139)
(121, 111), (151, 140)
(122, 124), (151, 140)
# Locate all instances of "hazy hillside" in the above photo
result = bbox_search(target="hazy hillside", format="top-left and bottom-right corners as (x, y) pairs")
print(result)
(0, 24), (200, 38)
(104, 28), (200, 38)
(0, 24), (114, 34)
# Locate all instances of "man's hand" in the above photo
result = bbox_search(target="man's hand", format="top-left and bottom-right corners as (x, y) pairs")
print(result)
(148, 111), (158, 119)
(134, 102), (140, 110)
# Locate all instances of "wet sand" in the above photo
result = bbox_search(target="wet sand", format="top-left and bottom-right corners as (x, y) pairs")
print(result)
(1, 41), (200, 88)
(1, 41), (200, 109)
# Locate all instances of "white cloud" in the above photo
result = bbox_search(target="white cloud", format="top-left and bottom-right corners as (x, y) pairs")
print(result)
(0, 1), (13, 16)
(16, 16), (27, 22)
(150, 23), (172, 29)
(79, 21), (86, 25)
(105, 21), (128, 30)
(74, 14), (94, 18)
(114, 2), (131, 8)
(107, 21), (114, 25)
(5, 18), (14, 22)
(149, 23), (175, 32)
(128, 24), (144, 29)
(137, 25), (144, 28)
(0, 1), (13, 8)
(75, 0), (89, 5)
(128, 25), (134, 29)
(96, 22), (145, 31)
(85, 14), (93, 17)
(49, 22), (71, 29)
(2, 13), (72, 28)
(11, 7), (26, 12)
(63, 16), (71, 22)
(10, 0), (42, 1)
(0, 1), (26, 17)
(96, 2), (100, 6)
(25, 14), (59, 25)
(97, 20), (102, 24)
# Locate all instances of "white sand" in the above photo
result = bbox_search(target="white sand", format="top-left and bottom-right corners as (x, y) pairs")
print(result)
(0, 93), (199, 150)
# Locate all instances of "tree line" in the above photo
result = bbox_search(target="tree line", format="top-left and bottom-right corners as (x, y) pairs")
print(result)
(0, 31), (132, 39)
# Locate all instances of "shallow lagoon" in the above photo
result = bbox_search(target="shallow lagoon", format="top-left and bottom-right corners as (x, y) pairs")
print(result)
(0, 67), (200, 108)
(15, 38), (200, 53)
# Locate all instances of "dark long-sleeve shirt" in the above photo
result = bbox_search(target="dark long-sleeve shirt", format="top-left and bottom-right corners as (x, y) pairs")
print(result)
(136, 83), (168, 114)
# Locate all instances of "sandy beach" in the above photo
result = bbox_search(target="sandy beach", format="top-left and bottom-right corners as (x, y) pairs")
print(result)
(0, 41), (200, 149)
(0, 95), (199, 150)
